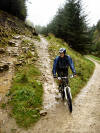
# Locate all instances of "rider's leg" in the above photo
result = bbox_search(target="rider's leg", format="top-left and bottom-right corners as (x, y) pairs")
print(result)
(57, 71), (62, 92)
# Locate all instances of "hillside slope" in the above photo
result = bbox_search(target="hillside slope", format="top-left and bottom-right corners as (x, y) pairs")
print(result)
(0, 10), (43, 130)
(0, 10), (36, 46)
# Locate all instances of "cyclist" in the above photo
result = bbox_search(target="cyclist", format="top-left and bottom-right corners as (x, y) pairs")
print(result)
(52, 48), (76, 86)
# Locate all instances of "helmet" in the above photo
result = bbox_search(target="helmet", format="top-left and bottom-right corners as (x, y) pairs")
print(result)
(59, 48), (66, 54)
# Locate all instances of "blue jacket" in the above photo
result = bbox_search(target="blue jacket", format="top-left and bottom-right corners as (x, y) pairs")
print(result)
(52, 55), (76, 75)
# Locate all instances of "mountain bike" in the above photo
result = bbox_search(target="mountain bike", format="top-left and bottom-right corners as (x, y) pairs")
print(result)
(56, 75), (74, 113)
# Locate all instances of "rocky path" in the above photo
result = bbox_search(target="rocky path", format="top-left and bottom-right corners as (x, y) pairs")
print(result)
(34, 35), (59, 110)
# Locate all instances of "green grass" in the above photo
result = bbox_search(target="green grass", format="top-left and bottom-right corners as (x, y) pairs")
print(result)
(5, 39), (43, 128)
(88, 55), (100, 63)
(8, 65), (43, 128)
(47, 34), (95, 98)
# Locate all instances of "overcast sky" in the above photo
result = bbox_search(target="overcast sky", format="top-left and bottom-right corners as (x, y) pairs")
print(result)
(26, 0), (100, 26)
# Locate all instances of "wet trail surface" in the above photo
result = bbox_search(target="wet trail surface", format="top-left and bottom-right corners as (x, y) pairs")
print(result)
(0, 36), (100, 133)
(34, 36), (59, 110)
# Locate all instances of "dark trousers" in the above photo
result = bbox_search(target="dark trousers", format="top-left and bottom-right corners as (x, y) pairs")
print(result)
(57, 69), (69, 86)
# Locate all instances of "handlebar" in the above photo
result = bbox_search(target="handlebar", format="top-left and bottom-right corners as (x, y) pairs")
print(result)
(56, 75), (74, 80)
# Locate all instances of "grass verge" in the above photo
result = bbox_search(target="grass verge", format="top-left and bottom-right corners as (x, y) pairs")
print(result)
(47, 34), (95, 98)
(88, 55), (100, 63)
(5, 39), (43, 128)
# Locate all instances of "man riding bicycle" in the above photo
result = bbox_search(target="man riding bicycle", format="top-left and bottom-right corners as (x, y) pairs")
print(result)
(52, 48), (76, 85)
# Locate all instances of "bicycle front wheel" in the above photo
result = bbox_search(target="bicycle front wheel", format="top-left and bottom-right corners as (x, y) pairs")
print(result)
(64, 87), (72, 113)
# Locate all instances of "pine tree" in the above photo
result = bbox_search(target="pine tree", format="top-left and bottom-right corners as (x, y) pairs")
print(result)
(66, 0), (89, 51)
(40, 0), (91, 53)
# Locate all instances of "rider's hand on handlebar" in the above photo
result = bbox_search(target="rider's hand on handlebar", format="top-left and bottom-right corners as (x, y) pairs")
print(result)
(73, 74), (77, 77)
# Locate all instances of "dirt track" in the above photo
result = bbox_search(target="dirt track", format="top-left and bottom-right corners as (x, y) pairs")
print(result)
(0, 36), (100, 133)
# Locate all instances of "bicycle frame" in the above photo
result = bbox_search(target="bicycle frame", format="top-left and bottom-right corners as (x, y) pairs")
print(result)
(57, 75), (73, 100)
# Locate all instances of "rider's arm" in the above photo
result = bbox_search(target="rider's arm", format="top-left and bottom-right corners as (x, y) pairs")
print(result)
(68, 55), (76, 75)
(52, 56), (59, 76)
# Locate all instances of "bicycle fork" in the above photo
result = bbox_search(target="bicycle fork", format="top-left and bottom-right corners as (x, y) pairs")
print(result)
(64, 86), (72, 100)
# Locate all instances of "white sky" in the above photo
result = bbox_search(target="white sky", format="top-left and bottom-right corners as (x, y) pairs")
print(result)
(26, 0), (100, 26)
